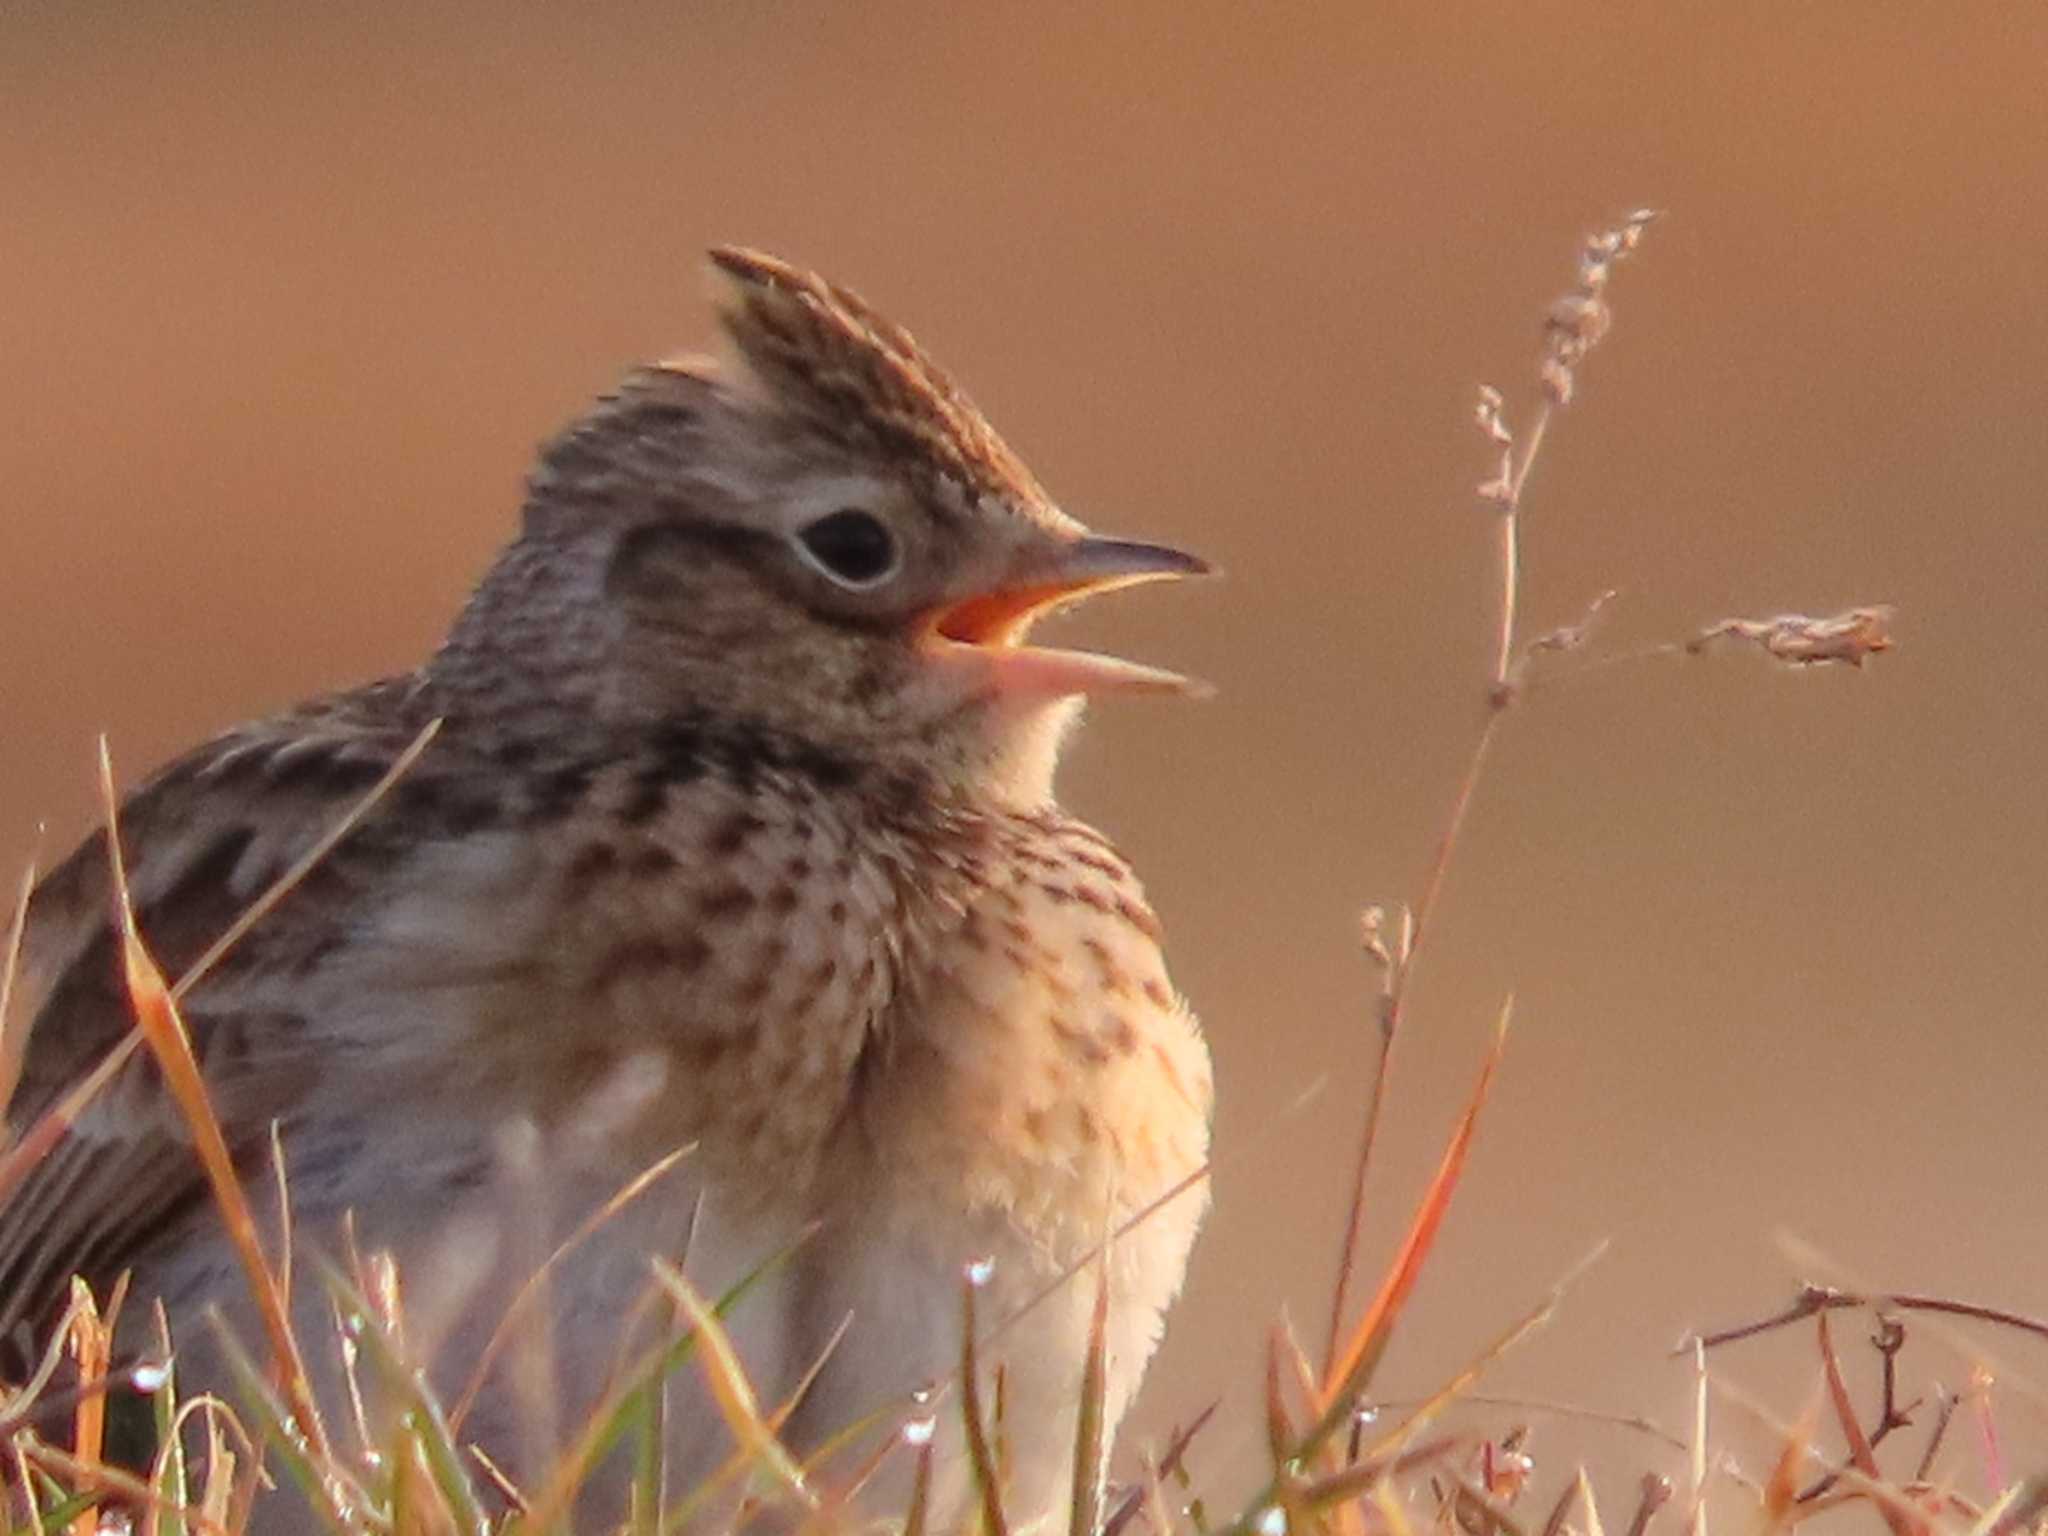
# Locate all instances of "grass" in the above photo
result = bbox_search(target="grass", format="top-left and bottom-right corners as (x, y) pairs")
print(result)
(0, 209), (1975, 1536)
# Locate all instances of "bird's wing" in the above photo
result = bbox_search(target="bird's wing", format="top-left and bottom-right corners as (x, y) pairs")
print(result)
(0, 681), (434, 1351)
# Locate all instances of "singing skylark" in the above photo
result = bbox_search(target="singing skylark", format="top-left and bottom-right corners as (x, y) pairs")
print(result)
(1, 248), (1213, 1529)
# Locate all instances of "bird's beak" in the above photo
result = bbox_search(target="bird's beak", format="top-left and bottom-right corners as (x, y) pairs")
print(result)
(923, 535), (1214, 698)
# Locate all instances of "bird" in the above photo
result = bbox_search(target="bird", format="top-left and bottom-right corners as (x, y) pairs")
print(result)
(0, 248), (1213, 1530)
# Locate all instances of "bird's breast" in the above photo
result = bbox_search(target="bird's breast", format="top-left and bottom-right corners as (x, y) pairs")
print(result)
(840, 808), (1213, 1271)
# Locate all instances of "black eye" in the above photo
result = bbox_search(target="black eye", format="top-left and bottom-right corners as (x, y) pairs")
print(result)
(797, 508), (899, 587)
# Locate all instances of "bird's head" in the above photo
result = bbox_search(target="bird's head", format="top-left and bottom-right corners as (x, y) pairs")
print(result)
(439, 247), (1209, 807)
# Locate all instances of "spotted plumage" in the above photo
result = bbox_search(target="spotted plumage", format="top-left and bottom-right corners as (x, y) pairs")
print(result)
(1, 249), (1212, 1530)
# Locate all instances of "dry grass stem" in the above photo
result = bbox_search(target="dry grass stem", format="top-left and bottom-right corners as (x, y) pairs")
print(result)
(1689, 1283), (2048, 1355)
(1324, 211), (1661, 1374)
(95, 740), (336, 1480)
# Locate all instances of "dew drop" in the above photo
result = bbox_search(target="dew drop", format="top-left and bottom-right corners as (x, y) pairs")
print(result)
(902, 1416), (937, 1447)
(965, 1256), (995, 1287)
(1256, 1506), (1287, 1536)
(129, 1361), (170, 1393)
(1354, 1403), (1380, 1426)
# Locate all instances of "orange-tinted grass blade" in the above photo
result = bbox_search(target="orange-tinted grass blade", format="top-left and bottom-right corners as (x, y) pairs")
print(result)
(1816, 1311), (1878, 1477)
(96, 738), (333, 1471)
(1319, 999), (1512, 1412)
(1819, 1311), (1924, 1536)
(66, 1279), (112, 1536)
(0, 1028), (143, 1207)
(1759, 1398), (1815, 1536)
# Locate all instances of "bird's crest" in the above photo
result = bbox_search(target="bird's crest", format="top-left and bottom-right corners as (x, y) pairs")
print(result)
(702, 247), (1053, 512)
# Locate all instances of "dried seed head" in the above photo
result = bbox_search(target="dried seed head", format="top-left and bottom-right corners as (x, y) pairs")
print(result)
(1686, 605), (1896, 667)
(1538, 356), (1575, 406)
(1359, 906), (1394, 973)
(1546, 293), (1613, 350)
(1539, 208), (1659, 406)
(1475, 385), (1512, 445)
(1522, 589), (1619, 660)
(1474, 384), (1516, 503)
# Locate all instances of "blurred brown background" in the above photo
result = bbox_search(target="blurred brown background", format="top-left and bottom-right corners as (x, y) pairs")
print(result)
(6, 0), (2047, 1509)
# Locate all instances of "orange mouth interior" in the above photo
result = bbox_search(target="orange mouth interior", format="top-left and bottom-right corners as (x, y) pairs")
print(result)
(930, 583), (1079, 648)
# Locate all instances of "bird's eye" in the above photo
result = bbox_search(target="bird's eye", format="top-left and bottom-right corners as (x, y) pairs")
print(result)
(796, 508), (900, 588)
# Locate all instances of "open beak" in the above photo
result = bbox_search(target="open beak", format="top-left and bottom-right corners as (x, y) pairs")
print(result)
(923, 535), (1213, 698)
